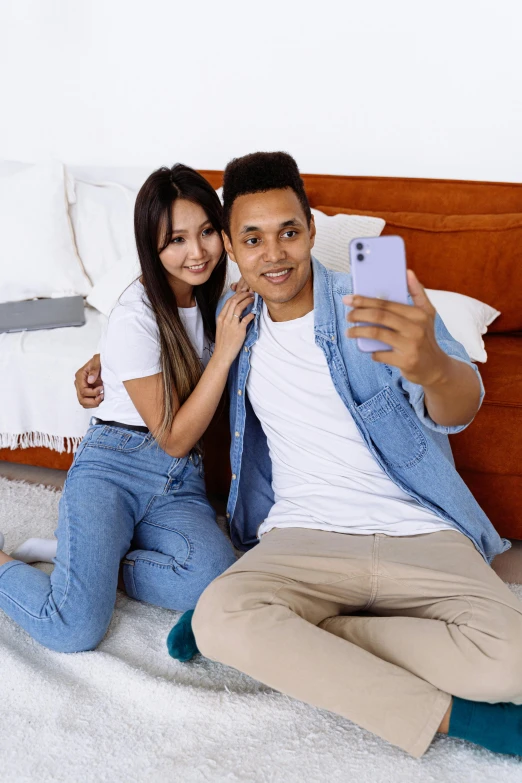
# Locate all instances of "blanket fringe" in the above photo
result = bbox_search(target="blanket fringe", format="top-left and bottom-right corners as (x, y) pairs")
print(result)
(0, 432), (82, 454)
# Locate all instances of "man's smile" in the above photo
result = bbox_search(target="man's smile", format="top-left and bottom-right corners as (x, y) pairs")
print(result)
(262, 268), (293, 284)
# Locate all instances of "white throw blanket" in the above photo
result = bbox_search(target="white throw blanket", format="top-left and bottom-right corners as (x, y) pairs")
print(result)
(1, 477), (522, 783)
(1, 306), (105, 452)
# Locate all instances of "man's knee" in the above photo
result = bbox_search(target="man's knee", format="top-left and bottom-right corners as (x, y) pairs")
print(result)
(193, 574), (238, 659)
(473, 652), (522, 702)
(193, 569), (271, 662)
(464, 667), (522, 703)
(460, 617), (522, 702)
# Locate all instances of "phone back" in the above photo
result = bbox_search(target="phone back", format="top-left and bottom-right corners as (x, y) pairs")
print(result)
(349, 235), (408, 352)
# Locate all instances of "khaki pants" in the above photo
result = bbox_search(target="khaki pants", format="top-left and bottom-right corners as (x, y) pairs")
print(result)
(193, 528), (522, 757)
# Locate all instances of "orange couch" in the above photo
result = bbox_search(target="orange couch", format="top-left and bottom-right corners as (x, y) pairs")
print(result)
(2, 171), (521, 539)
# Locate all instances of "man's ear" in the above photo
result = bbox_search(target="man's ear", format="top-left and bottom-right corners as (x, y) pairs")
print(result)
(222, 230), (236, 262)
(309, 213), (316, 249)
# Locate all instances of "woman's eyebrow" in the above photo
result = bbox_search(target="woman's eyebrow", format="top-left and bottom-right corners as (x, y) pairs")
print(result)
(171, 219), (212, 235)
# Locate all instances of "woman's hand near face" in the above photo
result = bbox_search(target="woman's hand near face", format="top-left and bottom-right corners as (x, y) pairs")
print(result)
(124, 291), (255, 459)
(230, 275), (252, 294)
(213, 290), (255, 367)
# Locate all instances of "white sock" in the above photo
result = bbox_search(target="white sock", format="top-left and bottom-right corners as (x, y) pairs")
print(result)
(11, 537), (57, 564)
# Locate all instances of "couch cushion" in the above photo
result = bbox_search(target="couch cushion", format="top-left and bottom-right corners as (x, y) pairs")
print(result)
(456, 472), (522, 540)
(304, 174), (522, 215)
(479, 334), (522, 408)
(449, 334), (522, 473)
(449, 334), (522, 538)
(315, 206), (522, 333)
(200, 171), (522, 215)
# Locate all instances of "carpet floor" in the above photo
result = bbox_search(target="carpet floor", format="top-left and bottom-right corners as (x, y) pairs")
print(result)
(0, 476), (521, 783)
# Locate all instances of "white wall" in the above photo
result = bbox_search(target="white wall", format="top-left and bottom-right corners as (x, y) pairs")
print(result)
(1, 0), (521, 181)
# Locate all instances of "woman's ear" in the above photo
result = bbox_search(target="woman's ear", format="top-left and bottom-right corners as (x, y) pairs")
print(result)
(222, 230), (236, 262)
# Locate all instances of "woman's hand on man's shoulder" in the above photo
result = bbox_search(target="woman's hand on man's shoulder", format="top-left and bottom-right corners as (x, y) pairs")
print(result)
(74, 354), (104, 409)
(230, 276), (252, 294)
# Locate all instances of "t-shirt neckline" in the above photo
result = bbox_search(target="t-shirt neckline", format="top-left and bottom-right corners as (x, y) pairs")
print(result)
(262, 302), (314, 328)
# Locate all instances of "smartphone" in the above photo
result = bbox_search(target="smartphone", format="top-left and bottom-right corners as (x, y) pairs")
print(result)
(349, 235), (409, 353)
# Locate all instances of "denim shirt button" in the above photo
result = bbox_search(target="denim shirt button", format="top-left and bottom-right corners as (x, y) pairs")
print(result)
(232, 474), (237, 480)
(244, 346), (249, 352)
(226, 512), (230, 518)
(235, 431), (240, 437)
(238, 389), (242, 396)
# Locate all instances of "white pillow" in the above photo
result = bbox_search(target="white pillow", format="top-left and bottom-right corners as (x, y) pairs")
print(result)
(0, 162), (92, 303)
(311, 208), (385, 272)
(215, 188), (243, 288)
(86, 253), (141, 317)
(0, 159), (76, 203)
(425, 289), (500, 363)
(68, 179), (137, 286)
(225, 256), (241, 287)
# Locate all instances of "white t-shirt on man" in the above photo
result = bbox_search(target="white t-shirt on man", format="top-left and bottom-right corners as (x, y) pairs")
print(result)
(97, 279), (212, 427)
(247, 303), (454, 538)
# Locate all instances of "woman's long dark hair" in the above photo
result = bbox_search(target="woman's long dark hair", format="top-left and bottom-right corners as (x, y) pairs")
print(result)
(134, 164), (226, 444)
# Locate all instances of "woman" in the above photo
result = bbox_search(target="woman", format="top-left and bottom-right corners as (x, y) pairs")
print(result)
(0, 164), (253, 653)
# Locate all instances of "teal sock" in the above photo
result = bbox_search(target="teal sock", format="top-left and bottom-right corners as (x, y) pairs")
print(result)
(449, 696), (522, 755)
(166, 610), (200, 662)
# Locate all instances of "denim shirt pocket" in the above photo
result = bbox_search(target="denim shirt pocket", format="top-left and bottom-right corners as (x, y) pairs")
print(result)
(355, 385), (427, 470)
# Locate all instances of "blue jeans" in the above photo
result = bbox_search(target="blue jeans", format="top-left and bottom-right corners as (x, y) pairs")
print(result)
(0, 424), (236, 653)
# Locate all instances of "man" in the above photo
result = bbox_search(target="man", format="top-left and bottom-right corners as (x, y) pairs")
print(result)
(77, 152), (522, 757)
(192, 152), (522, 758)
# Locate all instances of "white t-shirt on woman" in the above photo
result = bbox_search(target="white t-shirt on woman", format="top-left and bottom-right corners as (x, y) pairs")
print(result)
(96, 279), (212, 427)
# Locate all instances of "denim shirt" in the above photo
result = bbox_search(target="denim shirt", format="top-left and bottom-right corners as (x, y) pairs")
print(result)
(220, 257), (509, 564)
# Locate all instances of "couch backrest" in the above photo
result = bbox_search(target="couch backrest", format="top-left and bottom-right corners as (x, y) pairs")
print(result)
(200, 170), (522, 333)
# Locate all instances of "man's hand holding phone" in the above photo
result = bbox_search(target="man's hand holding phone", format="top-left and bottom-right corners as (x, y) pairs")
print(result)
(343, 268), (449, 388)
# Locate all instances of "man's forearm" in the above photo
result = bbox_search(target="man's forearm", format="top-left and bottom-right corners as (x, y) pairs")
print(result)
(422, 354), (482, 428)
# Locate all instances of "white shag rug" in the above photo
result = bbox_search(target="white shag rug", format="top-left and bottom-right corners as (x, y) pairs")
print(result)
(1, 476), (521, 783)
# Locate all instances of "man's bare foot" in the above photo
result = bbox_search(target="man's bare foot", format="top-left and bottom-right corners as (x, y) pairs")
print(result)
(437, 699), (452, 734)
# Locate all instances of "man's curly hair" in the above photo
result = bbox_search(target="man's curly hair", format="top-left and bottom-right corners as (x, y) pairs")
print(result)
(222, 151), (311, 235)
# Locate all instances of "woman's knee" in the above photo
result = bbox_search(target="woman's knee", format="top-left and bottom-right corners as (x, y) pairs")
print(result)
(180, 529), (236, 598)
(196, 536), (236, 584)
(123, 538), (235, 612)
(40, 615), (110, 654)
